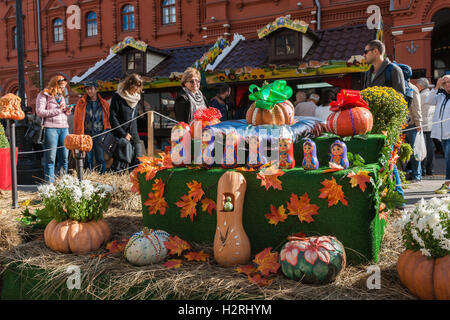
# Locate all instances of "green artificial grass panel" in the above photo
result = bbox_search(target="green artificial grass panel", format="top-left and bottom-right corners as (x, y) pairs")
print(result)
(140, 164), (383, 264)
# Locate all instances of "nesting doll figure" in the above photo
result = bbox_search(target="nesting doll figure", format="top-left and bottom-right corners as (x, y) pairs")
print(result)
(278, 137), (295, 169)
(330, 140), (349, 169)
(247, 135), (267, 170)
(171, 122), (191, 166)
(222, 131), (240, 169)
(302, 139), (319, 170)
(202, 127), (215, 167)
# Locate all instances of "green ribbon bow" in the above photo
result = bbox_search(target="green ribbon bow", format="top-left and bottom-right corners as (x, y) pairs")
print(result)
(248, 80), (293, 110)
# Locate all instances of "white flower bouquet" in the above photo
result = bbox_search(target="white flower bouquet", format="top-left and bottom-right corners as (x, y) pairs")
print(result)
(393, 197), (450, 258)
(38, 175), (114, 223)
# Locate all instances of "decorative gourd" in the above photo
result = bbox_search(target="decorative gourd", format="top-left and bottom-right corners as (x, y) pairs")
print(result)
(325, 89), (373, 136)
(171, 122), (191, 166)
(214, 171), (251, 267)
(397, 249), (450, 300)
(280, 235), (346, 284)
(0, 93), (25, 120)
(246, 101), (295, 126)
(64, 134), (93, 152)
(302, 139), (319, 170)
(124, 228), (170, 266)
(44, 219), (111, 254)
(246, 80), (295, 126)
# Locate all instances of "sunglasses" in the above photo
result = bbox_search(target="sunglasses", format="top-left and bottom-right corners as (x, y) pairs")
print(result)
(187, 79), (200, 84)
(57, 78), (67, 83)
(363, 49), (374, 55)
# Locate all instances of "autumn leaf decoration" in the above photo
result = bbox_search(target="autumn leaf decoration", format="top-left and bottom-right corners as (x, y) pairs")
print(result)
(164, 235), (192, 256)
(265, 204), (288, 225)
(256, 163), (285, 191)
(286, 193), (320, 223)
(162, 235), (210, 269)
(136, 152), (173, 182)
(162, 259), (183, 269)
(90, 239), (129, 258)
(347, 170), (371, 192)
(318, 177), (348, 207)
(176, 180), (216, 221)
(130, 168), (141, 194)
(235, 247), (280, 286)
(184, 250), (210, 262)
(144, 178), (169, 215)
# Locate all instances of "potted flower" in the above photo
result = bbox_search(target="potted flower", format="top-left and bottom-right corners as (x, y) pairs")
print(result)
(41, 175), (114, 254)
(393, 197), (450, 300)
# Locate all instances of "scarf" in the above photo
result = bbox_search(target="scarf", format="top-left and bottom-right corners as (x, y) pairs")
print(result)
(117, 83), (141, 108)
(183, 87), (207, 114)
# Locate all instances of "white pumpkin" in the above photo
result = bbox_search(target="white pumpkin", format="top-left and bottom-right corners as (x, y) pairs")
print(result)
(124, 228), (170, 266)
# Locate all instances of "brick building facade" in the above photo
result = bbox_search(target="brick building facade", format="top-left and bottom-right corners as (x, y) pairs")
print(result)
(0, 0), (449, 107)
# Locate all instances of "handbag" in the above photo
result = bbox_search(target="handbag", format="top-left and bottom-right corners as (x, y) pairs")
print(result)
(116, 137), (135, 163)
(98, 131), (118, 157)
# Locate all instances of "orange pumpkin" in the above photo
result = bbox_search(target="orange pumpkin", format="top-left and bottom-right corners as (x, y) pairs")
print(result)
(246, 100), (295, 126)
(397, 249), (450, 300)
(44, 219), (111, 254)
(0, 93), (25, 120)
(64, 134), (93, 152)
(325, 107), (373, 137)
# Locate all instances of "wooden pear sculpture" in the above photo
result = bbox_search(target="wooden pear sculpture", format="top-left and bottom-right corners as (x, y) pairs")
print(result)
(213, 171), (251, 267)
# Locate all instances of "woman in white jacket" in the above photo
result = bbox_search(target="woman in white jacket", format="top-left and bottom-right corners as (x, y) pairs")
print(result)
(427, 75), (450, 193)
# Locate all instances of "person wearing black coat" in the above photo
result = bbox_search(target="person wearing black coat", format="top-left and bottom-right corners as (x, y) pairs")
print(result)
(109, 73), (144, 171)
(174, 67), (209, 123)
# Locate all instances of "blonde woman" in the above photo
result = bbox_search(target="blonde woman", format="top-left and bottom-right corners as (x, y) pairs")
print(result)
(109, 73), (144, 171)
(35, 75), (73, 183)
(174, 67), (208, 123)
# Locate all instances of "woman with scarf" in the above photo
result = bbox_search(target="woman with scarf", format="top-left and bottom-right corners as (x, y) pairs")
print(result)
(109, 73), (144, 171)
(174, 67), (209, 124)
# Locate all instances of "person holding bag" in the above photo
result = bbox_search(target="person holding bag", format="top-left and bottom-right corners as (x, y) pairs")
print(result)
(109, 73), (144, 172)
(35, 75), (73, 183)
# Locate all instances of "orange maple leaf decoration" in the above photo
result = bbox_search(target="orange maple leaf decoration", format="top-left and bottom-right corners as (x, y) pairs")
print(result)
(248, 273), (274, 286)
(253, 247), (280, 277)
(136, 152), (173, 181)
(379, 203), (390, 222)
(265, 204), (288, 225)
(319, 177), (348, 207)
(234, 264), (257, 276)
(256, 164), (285, 191)
(201, 198), (217, 215)
(286, 193), (320, 223)
(347, 170), (371, 192)
(187, 180), (205, 202)
(91, 239), (129, 258)
(163, 259), (183, 269)
(176, 194), (199, 221)
(143, 178), (168, 215)
(163, 235), (192, 256)
(130, 168), (140, 194)
(184, 250), (210, 262)
(235, 166), (256, 172)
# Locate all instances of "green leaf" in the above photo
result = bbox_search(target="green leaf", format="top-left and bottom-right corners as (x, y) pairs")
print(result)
(342, 136), (351, 142)
(353, 134), (368, 140)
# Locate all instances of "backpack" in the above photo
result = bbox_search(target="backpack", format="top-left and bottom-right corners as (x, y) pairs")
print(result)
(385, 61), (413, 107)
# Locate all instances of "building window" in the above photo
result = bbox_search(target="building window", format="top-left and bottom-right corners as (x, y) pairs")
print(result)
(53, 18), (64, 43)
(275, 34), (295, 56)
(86, 12), (98, 37)
(12, 26), (17, 49)
(127, 52), (142, 71)
(162, 0), (176, 25)
(122, 5), (135, 31)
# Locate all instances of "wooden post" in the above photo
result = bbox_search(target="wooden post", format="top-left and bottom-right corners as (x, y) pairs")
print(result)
(147, 111), (154, 156)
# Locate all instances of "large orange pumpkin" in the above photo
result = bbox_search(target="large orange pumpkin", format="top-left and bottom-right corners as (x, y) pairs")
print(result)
(0, 93), (25, 120)
(325, 107), (373, 137)
(397, 249), (450, 300)
(64, 134), (93, 152)
(44, 219), (111, 254)
(246, 100), (295, 126)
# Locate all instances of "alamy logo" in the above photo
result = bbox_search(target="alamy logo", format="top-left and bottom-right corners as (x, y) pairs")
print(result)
(66, 265), (81, 290)
(366, 265), (381, 289)
(366, 5), (382, 30)
(67, 5), (81, 30)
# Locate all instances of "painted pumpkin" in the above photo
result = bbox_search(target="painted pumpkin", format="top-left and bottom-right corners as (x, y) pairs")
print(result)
(44, 219), (111, 254)
(397, 250), (450, 300)
(325, 107), (373, 137)
(280, 236), (346, 284)
(246, 101), (295, 126)
(124, 227), (170, 266)
(64, 134), (93, 152)
(0, 93), (25, 120)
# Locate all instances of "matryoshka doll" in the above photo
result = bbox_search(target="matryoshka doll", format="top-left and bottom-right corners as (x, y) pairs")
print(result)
(171, 122), (191, 166)
(278, 137), (295, 169)
(302, 139), (319, 170)
(222, 131), (240, 169)
(202, 126), (215, 167)
(247, 135), (267, 170)
(330, 140), (349, 169)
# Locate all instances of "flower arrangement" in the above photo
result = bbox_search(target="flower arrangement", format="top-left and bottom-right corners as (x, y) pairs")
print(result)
(0, 121), (9, 148)
(360, 86), (408, 145)
(38, 175), (114, 223)
(393, 197), (450, 258)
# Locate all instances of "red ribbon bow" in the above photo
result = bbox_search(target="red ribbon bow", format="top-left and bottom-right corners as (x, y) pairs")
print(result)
(329, 89), (369, 112)
(193, 107), (222, 121)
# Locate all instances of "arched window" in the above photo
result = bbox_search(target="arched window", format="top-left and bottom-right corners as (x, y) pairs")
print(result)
(12, 26), (17, 49)
(162, 0), (176, 25)
(86, 12), (98, 37)
(122, 5), (135, 31)
(53, 18), (64, 43)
